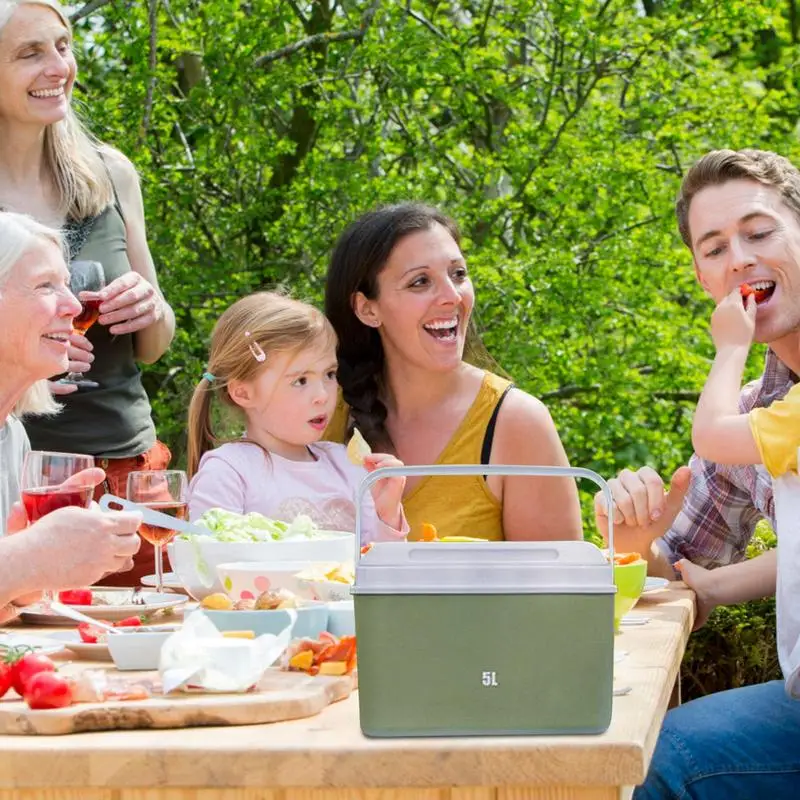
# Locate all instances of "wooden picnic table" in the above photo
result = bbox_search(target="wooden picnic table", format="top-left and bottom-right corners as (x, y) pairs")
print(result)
(0, 585), (694, 800)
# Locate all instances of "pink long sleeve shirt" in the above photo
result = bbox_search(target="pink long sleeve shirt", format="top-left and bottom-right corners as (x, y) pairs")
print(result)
(187, 440), (407, 544)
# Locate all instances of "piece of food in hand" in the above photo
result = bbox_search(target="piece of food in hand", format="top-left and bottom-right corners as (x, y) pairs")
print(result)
(58, 588), (93, 606)
(346, 427), (371, 466)
(24, 672), (73, 710)
(740, 282), (771, 304)
(200, 592), (235, 611)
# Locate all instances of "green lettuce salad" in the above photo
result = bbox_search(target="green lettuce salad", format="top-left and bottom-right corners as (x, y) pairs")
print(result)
(179, 509), (329, 542)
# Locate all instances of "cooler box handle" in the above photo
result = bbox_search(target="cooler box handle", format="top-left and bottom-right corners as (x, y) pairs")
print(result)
(353, 464), (615, 569)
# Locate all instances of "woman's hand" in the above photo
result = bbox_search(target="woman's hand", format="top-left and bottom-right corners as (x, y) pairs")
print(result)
(364, 453), (406, 531)
(48, 332), (94, 395)
(97, 272), (164, 336)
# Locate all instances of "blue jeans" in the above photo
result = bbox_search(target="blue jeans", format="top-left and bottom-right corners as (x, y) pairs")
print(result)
(634, 681), (800, 798)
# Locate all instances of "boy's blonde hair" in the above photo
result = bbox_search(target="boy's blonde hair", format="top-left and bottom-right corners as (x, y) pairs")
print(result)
(186, 292), (337, 478)
(0, 1), (114, 220)
(0, 211), (65, 417)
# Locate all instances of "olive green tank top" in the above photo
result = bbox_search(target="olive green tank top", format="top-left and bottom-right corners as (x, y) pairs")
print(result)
(24, 204), (156, 458)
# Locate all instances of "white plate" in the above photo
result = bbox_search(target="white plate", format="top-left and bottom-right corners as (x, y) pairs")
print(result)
(140, 572), (183, 589)
(42, 630), (111, 661)
(643, 577), (669, 594)
(19, 590), (188, 625)
(0, 632), (66, 656)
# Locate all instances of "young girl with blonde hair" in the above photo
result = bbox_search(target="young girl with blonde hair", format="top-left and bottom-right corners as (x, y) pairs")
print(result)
(186, 293), (409, 542)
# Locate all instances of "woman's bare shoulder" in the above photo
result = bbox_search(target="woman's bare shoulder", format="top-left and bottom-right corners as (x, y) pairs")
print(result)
(493, 387), (561, 460)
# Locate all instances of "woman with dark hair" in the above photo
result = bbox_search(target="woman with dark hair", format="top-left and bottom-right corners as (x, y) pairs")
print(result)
(325, 203), (583, 541)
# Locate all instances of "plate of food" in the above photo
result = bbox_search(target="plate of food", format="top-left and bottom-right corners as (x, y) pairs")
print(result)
(43, 630), (112, 661)
(19, 588), (188, 626)
(0, 632), (66, 657)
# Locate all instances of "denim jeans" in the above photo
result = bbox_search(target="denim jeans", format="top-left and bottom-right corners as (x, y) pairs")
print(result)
(634, 680), (800, 799)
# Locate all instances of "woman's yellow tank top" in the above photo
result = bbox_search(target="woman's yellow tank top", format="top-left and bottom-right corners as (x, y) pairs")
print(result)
(325, 372), (512, 541)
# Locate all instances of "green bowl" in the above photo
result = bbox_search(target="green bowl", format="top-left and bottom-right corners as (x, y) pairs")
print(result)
(613, 559), (647, 631)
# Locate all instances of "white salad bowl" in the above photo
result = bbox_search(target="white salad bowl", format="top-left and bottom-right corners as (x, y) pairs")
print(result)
(168, 533), (354, 601)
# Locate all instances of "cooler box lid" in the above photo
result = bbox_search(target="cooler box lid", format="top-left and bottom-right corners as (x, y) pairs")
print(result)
(354, 539), (615, 595)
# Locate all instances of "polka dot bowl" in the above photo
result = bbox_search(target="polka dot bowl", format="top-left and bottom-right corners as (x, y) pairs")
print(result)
(215, 560), (321, 603)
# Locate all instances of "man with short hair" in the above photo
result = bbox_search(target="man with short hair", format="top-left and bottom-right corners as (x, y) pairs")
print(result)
(601, 149), (800, 797)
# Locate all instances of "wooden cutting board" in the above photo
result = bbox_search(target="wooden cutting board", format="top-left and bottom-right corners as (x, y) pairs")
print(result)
(0, 667), (355, 735)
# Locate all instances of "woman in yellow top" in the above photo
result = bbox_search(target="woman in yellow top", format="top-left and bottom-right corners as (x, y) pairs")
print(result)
(324, 203), (582, 542)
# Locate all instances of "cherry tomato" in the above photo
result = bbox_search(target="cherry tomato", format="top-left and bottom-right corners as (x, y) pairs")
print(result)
(24, 672), (73, 710)
(0, 663), (13, 699)
(10, 653), (56, 696)
(58, 589), (93, 606)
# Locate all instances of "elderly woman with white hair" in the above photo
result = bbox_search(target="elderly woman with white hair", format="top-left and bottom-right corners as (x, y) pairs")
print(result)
(0, 211), (142, 623)
(0, 0), (176, 584)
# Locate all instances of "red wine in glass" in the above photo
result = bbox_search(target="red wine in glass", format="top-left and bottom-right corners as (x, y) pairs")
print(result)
(22, 486), (94, 522)
(21, 451), (95, 608)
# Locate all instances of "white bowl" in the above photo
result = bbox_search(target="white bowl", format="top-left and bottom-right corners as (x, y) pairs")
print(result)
(107, 629), (175, 671)
(327, 600), (355, 637)
(216, 561), (318, 601)
(297, 577), (352, 602)
(167, 533), (354, 600)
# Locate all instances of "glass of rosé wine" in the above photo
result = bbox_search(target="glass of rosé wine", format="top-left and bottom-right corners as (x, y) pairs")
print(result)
(60, 259), (105, 389)
(21, 450), (96, 606)
(126, 470), (188, 594)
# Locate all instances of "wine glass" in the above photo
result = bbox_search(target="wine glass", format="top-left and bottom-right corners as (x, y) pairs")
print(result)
(127, 470), (188, 594)
(60, 260), (106, 389)
(21, 450), (96, 607)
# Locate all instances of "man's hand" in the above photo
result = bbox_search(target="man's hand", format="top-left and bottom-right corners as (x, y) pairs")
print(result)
(594, 465), (692, 562)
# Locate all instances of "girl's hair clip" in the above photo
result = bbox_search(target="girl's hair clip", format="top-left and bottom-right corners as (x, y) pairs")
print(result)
(245, 331), (266, 362)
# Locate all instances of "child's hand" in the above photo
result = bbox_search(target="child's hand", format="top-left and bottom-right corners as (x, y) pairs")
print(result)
(710, 287), (757, 351)
(364, 453), (406, 531)
(674, 558), (717, 631)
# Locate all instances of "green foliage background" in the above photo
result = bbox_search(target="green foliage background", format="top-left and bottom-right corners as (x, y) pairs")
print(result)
(68, 0), (795, 689)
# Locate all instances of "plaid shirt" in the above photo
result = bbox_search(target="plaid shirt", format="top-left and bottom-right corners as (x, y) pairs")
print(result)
(659, 349), (798, 568)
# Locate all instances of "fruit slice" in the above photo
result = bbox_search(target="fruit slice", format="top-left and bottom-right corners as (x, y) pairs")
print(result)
(439, 536), (485, 542)
(346, 428), (371, 466)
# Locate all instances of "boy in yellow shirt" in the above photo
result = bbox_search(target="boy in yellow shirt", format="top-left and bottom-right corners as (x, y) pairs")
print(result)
(689, 285), (800, 696)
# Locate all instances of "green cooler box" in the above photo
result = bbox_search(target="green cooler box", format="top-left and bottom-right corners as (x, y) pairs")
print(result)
(352, 464), (617, 738)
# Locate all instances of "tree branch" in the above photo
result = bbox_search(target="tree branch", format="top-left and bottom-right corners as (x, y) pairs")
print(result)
(405, 2), (446, 40)
(139, 0), (159, 145)
(255, 0), (381, 68)
(69, 0), (115, 24)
